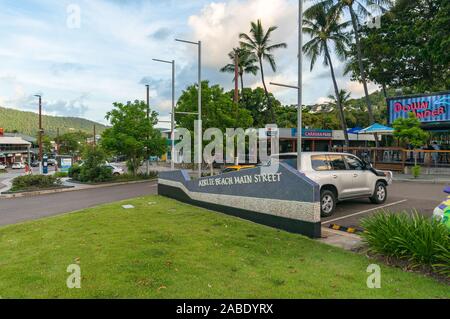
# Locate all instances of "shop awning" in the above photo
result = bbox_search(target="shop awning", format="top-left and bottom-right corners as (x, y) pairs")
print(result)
(359, 123), (394, 135)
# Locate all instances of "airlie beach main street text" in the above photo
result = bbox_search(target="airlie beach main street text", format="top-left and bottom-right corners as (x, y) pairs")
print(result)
(198, 172), (283, 187)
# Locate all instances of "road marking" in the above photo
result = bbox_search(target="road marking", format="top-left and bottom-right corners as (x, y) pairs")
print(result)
(321, 199), (408, 225)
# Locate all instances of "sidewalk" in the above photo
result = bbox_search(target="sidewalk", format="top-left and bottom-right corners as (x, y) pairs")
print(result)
(393, 173), (450, 184)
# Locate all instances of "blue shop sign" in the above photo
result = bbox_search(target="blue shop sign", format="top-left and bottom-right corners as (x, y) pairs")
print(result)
(291, 129), (333, 139)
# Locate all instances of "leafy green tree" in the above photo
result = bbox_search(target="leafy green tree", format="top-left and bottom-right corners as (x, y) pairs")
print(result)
(303, 4), (351, 146)
(101, 100), (166, 175)
(240, 87), (281, 128)
(56, 131), (89, 156)
(345, 0), (449, 92)
(306, 0), (393, 140)
(239, 20), (287, 122)
(393, 112), (429, 164)
(220, 48), (259, 94)
(176, 81), (254, 132)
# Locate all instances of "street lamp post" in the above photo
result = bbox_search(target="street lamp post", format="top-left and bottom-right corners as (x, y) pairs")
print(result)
(268, 1), (303, 171)
(34, 94), (43, 172)
(298, 0), (303, 172)
(152, 58), (176, 170)
(175, 38), (202, 178)
(145, 84), (150, 175)
(271, 80), (301, 170)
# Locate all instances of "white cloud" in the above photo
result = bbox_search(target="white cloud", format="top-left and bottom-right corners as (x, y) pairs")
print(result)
(344, 81), (379, 98)
(187, 0), (297, 68)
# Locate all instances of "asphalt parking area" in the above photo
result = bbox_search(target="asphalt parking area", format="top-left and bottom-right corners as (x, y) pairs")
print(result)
(321, 181), (449, 229)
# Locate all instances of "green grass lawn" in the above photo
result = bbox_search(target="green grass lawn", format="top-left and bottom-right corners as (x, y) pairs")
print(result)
(0, 195), (448, 298)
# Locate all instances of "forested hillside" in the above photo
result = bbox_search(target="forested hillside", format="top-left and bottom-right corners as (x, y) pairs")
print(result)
(0, 107), (107, 137)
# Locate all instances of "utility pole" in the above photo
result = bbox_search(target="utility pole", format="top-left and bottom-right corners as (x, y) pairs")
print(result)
(93, 125), (96, 146)
(35, 95), (43, 163)
(56, 128), (60, 154)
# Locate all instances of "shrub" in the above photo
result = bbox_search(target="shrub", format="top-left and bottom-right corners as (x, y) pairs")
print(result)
(78, 165), (112, 183)
(11, 175), (62, 192)
(361, 212), (450, 276)
(68, 164), (81, 180)
(54, 172), (69, 178)
(411, 165), (421, 179)
(112, 171), (158, 182)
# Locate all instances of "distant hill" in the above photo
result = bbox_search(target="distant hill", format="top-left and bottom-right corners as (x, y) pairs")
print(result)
(0, 106), (107, 137)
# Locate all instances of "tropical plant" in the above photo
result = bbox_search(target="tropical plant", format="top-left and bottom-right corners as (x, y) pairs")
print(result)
(239, 19), (287, 122)
(306, 0), (393, 144)
(361, 211), (450, 276)
(220, 47), (259, 94)
(302, 4), (352, 146)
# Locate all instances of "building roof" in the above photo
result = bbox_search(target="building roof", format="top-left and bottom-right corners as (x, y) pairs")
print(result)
(0, 136), (31, 146)
(4, 133), (37, 143)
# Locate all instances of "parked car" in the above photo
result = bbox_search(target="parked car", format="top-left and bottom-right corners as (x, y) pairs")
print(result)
(11, 162), (26, 169)
(105, 164), (125, 176)
(221, 165), (256, 174)
(31, 160), (40, 167)
(0, 164), (6, 170)
(270, 152), (393, 217)
(47, 158), (57, 166)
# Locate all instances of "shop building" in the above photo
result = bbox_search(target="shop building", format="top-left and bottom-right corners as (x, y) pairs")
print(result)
(0, 136), (32, 165)
(273, 128), (377, 153)
(387, 91), (450, 148)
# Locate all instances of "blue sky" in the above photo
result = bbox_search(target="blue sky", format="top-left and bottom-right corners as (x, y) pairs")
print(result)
(0, 0), (378, 127)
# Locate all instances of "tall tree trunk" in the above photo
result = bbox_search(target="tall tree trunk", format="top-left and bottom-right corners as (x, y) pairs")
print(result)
(325, 46), (349, 147)
(349, 5), (379, 147)
(258, 57), (274, 123)
(381, 83), (388, 99)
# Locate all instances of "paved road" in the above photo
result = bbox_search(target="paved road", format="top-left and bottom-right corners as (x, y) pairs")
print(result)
(322, 182), (449, 229)
(0, 181), (158, 226)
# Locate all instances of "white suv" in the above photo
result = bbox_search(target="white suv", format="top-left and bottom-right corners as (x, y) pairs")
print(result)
(270, 153), (393, 217)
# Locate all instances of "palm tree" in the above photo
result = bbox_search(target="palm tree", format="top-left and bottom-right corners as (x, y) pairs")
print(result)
(220, 47), (259, 95)
(306, 0), (392, 145)
(239, 19), (287, 122)
(328, 89), (357, 129)
(303, 4), (351, 146)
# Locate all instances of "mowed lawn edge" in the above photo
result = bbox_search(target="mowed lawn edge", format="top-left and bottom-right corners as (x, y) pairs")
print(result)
(0, 195), (448, 298)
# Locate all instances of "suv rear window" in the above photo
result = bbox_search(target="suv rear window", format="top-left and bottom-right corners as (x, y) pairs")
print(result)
(327, 155), (347, 170)
(311, 155), (331, 171)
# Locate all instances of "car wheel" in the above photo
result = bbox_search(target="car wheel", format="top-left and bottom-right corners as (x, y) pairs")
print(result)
(370, 182), (387, 204)
(320, 189), (336, 218)
(113, 172), (120, 176)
